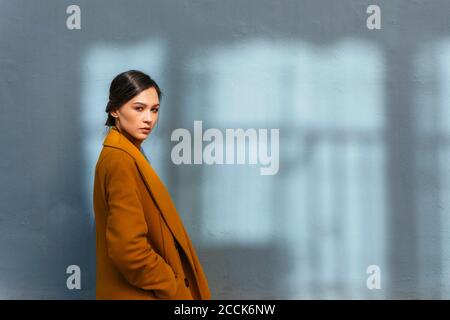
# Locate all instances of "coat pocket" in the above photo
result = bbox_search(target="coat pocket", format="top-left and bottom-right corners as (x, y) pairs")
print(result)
(151, 272), (190, 300)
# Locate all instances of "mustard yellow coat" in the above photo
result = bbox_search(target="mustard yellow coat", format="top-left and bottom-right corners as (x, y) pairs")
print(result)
(93, 126), (211, 300)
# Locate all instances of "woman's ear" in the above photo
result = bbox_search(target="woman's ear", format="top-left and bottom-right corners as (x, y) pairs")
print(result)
(110, 110), (119, 119)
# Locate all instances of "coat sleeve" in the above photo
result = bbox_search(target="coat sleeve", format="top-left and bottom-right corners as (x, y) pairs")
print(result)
(104, 150), (178, 298)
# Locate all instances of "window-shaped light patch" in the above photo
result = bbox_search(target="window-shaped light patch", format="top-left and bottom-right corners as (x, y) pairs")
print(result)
(181, 38), (387, 299)
(282, 39), (386, 298)
(80, 40), (167, 227)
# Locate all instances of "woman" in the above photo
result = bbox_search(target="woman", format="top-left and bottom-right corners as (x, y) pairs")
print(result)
(93, 70), (211, 300)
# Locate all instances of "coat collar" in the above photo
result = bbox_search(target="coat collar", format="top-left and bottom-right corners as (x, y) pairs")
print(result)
(102, 126), (196, 273)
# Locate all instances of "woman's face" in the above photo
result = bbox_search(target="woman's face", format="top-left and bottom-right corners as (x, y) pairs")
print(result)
(111, 87), (160, 146)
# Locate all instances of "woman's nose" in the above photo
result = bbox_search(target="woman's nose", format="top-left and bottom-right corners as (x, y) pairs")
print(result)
(143, 109), (152, 123)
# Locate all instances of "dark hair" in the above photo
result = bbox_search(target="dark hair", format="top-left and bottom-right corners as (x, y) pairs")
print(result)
(105, 70), (163, 126)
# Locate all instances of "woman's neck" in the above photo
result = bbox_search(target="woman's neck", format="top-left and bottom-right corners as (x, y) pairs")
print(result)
(113, 125), (142, 149)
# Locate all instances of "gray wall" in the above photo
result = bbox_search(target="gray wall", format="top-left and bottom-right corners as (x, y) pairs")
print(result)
(1, 0), (450, 299)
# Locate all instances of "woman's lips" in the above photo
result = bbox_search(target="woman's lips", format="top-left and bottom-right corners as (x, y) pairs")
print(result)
(140, 128), (151, 133)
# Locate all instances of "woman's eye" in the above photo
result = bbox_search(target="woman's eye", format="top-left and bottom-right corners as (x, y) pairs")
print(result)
(152, 108), (159, 113)
(136, 107), (143, 111)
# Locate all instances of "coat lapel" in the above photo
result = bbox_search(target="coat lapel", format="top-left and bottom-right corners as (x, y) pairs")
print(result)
(102, 127), (196, 273)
